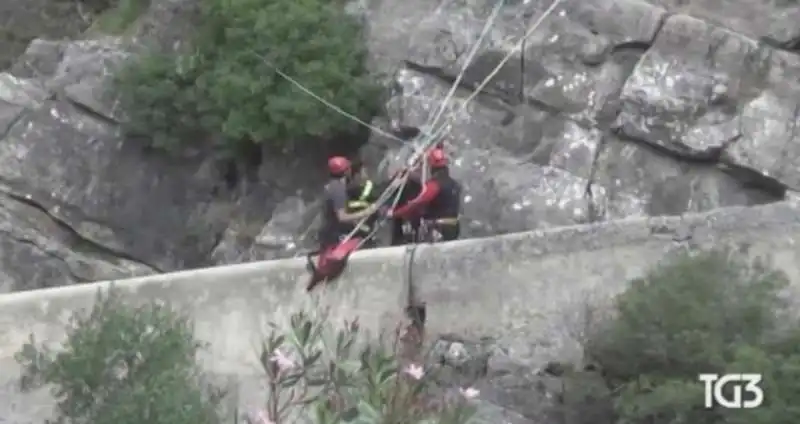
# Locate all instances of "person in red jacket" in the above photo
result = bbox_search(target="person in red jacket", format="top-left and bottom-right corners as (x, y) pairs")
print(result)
(387, 148), (462, 242)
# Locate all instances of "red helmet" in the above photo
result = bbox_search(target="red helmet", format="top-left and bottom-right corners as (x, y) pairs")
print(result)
(427, 148), (448, 168)
(328, 156), (351, 176)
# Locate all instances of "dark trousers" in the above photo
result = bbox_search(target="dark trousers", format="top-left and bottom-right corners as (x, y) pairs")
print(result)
(436, 223), (460, 241)
(417, 221), (460, 243)
(317, 227), (344, 251)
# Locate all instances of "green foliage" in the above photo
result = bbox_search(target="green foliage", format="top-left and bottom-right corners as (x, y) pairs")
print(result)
(249, 311), (479, 424)
(15, 287), (225, 424)
(14, 290), (477, 424)
(113, 0), (382, 156)
(114, 53), (210, 151)
(586, 248), (800, 424)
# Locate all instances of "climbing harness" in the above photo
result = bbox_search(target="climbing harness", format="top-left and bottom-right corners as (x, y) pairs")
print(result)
(295, 0), (567, 290)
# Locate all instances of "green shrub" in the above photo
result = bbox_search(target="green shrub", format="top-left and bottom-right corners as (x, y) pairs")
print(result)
(14, 290), (478, 424)
(114, 53), (210, 151)
(585, 248), (800, 424)
(113, 0), (382, 156)
(248, 311), (480, 424)
(15, 287), (225, 424)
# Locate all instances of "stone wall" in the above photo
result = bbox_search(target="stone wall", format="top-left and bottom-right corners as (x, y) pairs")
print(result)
(3, 200), (800, 420)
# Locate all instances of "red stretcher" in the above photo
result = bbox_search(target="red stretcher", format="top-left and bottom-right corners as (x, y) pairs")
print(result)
(304, 237), (362, 292)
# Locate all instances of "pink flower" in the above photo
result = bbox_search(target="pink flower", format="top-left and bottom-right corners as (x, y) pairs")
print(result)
(270, 349), (295, 371)
(459, 387), (480, 399)
(403, 363), (425, 380)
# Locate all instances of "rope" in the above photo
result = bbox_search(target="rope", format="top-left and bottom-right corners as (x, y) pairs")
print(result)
(415, 0), (565, 148)
(340, 0), (507, 247)
(424, 0), (504, 133)
(403, 243), (424, 331)
(259, 57), (408, 145)
(347, 0), (565, 248)
(349, 0), (564, 247)
(259, 0), (566, 253)
(345, 0), (507, 247)
(352, 175), (408, 250)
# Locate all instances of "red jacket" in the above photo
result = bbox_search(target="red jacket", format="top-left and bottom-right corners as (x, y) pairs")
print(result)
(392, 180), (441, 219)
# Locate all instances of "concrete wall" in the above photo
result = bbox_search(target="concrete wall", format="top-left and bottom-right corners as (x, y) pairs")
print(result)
(413, 200), (800, 365)
(2, 200), (800, 418)
(0, 249), (413, 375)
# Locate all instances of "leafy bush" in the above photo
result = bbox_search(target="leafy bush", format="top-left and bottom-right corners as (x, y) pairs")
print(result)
(15, 289), (478, 424)
(15, 287), (225, 424)
(113, 0), (382, 156)
(247, 311), (479, 424)
(113, 53), (210, 151)
(585, 248), (800, 424)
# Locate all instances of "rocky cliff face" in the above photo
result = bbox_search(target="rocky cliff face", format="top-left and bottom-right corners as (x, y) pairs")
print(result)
(1, 0), (799, 292)
(0, 35), (325, 292)
(364, 0), (799, 236)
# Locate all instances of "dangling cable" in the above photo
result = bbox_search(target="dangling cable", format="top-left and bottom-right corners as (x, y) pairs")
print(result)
(277, 0), (566, 252)
(346, 0), (565, 248)
(424, 0), (505, 133)
(259, 58), (407, 144)
(422, 0), (564, 144)
(344, 1), (507, 247)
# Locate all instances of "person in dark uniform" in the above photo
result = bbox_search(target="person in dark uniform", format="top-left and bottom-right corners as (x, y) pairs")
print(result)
(344, 158), (380, 248)
(319, 156), (379, 250)
(307, 156), (381, 291)
(387, 148), (462, 242)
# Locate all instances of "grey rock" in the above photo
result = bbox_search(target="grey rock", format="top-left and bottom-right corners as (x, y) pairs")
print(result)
(365, 0), (786, 237)
(0, 0), (88, 70)
(0, 0), (797, 299)
(423, 337), (613, 424)
(0, 36), (326, 291)
(428, 336), (492, 385)
(211, 196), (319, 264)
(590, 134), (778, 220)
(9, 39), (65, 79)
(614, 13), (800, 190)
(254, 197), (310, 250)
(644, 0), (800, 42)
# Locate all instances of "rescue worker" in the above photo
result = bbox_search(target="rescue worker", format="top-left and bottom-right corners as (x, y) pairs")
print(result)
(319, 156), (379, 250)
(387, 147), (462, 242)
(385, 123), (423, 245)
(389, 169), (422, 246)
(345, 158), (380, 248)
